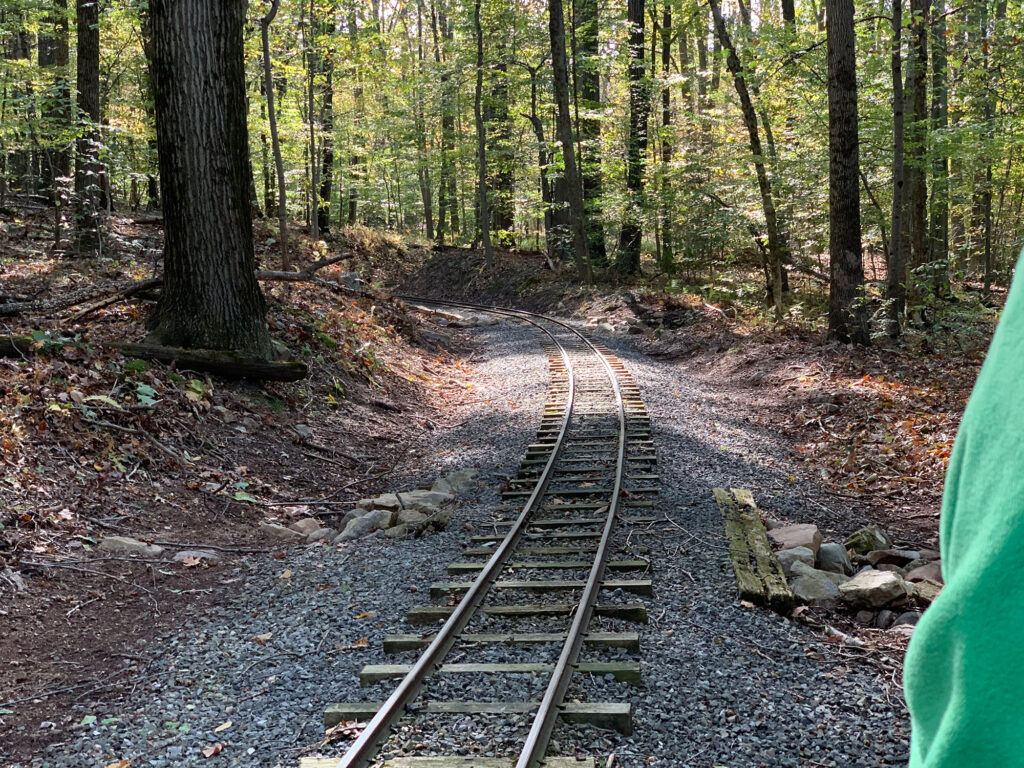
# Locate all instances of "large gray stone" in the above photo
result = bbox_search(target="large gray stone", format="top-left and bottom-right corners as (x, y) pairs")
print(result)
(865, 549), (920, 567)
(306, 527), (337, 544)
(98, 536), (165, 558)
(397, 509), (428, 526)
(172, 549), (221, 565)
(776, 547), (815, 576)
(911, 579), (943, 605)
(817, 542), (854, 575)
(844, 525), (893, 555)
(838, 569), (907, 608)
(356, 493), (401, 512)
(907, 562), (943, 584)
(384, 524), (410, 539)
(790, 566), (842, 607)
(432, 468), (479, 495)
(335, 509), (394, 542)
(397, 489), (453, 513)
(769, 524), (822, 555)
(288, 518), (321, 536)
(791, 560), (849, 586)
(258, 523), (306, 543)
(894, 610), (922, 626)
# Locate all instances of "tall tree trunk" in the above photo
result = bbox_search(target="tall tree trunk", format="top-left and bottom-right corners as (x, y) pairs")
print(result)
(782, 0), (797, 25)
(347, 12), (364, 227)
(414, 0), (434, 241)
(38, 0), (71, 200)
(261, 0), (289, 270)
(886, 0), (906, 337)
(306, 0), (319, 241)
(616, 0), (649, 275)
(146, 0), (271, 356)
(319, 47), (334, 234)
(659, 0), (673, 273)
(928, 0), (949, 295)
(75, 0), (101, 252)
(521, 64), (554, 262)
(575, 0), (606, 265)
(900, 0), (928, 304)
(487, 54), (515, 237)
(826, 0), (869, 344)
(473, 0), (493, 268)
(549, 0), (592, 282)
(708, 0), (785, 320)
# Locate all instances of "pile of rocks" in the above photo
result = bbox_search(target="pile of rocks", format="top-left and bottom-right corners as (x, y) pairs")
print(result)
(767, 519), (943, 630)
(260, 468), (479, 546)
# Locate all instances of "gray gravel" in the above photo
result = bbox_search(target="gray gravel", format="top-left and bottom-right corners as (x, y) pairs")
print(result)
(8, 313), (909, 768)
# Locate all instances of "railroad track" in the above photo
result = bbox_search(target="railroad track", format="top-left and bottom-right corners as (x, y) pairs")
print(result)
(308, 302), (657, 768)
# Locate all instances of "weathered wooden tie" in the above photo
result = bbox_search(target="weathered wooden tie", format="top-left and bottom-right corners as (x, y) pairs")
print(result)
(713, 487), (794, 614)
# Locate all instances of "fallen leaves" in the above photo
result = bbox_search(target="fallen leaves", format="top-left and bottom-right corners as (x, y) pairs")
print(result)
(201, 742), (225, 758)
(251, 632), (273, 645)
(214, 720), (232, 733)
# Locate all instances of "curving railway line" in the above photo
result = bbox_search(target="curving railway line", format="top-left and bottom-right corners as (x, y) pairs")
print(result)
(311, 302), (658, 768)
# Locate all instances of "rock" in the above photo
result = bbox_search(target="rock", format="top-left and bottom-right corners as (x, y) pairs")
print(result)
(384, 524), (410, 539)
(838, 569), (907, 608)
(356, 493), (402, 512)
(288, 518), (321, 536)
(911, 579), (943, 605)
(917, 548), (941, 560)
(768, 524), (822, 555)
(894, 610), (922, 626)
(307, 527), (337, 544)
(0, 567), (27, 592)
(855, 610), (875, 625)
(597, 322), (616, 334)
(397, 509), (428, 526)
(258, 523), (306, 543)
(98, 536), (165, 558)
(791, 560), (849, 586)
(431, 478), (454, 495)
(816, 542), (854, 575)
(876, 609), (896, 629)
(397, 489), (453, 513)
(876, 563), (907, 578)
(336, 509), (394, 542)
(172, 549), (221, 565)
(906, 562), (943, 584)
(211, 405), (238, 424)
(776, 546), (815, 576)
(904, 558), (929, 573)
(789, 566), (842, 607)
(293, 423), (314, 441)
(762, 517), (785, 531)
(844, 525), (893, 555)
(864, 549), (920, 567)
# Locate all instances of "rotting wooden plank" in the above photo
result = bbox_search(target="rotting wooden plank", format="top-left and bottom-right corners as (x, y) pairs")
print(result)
(382, 631), (641, 653)
(429, 578), (653, 598)
(714, 487), (794, 614)
(405, 602), (647, 625)
(731, 488), (794, 613)
(359, 661), (641, 685)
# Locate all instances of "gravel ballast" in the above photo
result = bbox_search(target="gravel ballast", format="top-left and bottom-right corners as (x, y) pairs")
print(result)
(6, 313), (909, 768)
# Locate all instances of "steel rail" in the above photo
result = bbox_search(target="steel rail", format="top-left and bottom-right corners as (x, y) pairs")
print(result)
(402, 297), (632, 768)
(333, 305), (579, 768)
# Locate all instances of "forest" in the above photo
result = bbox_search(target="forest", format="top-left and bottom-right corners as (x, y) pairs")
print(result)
(0, 0), (1020, 346)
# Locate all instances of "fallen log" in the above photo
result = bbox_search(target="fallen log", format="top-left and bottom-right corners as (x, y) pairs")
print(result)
(0, 335), (307, 382)
(0, 252), (356, 318)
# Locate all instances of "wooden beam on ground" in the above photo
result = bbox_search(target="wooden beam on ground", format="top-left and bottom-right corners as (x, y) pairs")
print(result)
(713, 487), (794, 614)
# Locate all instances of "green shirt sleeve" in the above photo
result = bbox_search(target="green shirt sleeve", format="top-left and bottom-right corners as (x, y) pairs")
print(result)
(905, 253), (1024, 766)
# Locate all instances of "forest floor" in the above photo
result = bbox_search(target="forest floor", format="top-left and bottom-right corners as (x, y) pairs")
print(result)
(0, 211), (1000, 765)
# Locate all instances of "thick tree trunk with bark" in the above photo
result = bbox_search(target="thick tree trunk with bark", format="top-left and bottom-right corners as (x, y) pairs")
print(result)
(782, 0), (796, 25)
(75, 0), (101, 252)
(549, 0), (592, 282)
(146, 0), (271, 356)
(319, 54), (334, 234)
(928, 1), (949, 295)
(616, 0), (649, 276)
(659, 0), (673, 273)
(709, 0), (785, 320)
(900, 0), (928, 302)
(473, 0), (493, 268)
(826, 0), (869, 344)
(486, 56), (515, 236)
(261, 0), (289, 269)
(886, 0), (905, 337)
(575, 0), (606, 265)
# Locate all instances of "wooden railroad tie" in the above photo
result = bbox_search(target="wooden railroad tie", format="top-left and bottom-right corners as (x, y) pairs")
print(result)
(713, 488), (794, 614)
(304, 756), (598, 768)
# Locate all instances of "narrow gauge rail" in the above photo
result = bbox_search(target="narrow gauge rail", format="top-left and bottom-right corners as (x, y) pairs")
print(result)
(318, 302), (657, 768)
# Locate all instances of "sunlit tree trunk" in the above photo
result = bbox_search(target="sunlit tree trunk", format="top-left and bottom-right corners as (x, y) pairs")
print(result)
(616, 0), (648, 276)
(75, 0), (101, 252)
(473, 0), (493, 267)
(146, 0), (271, 355)
(886, 0), (906, 337)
